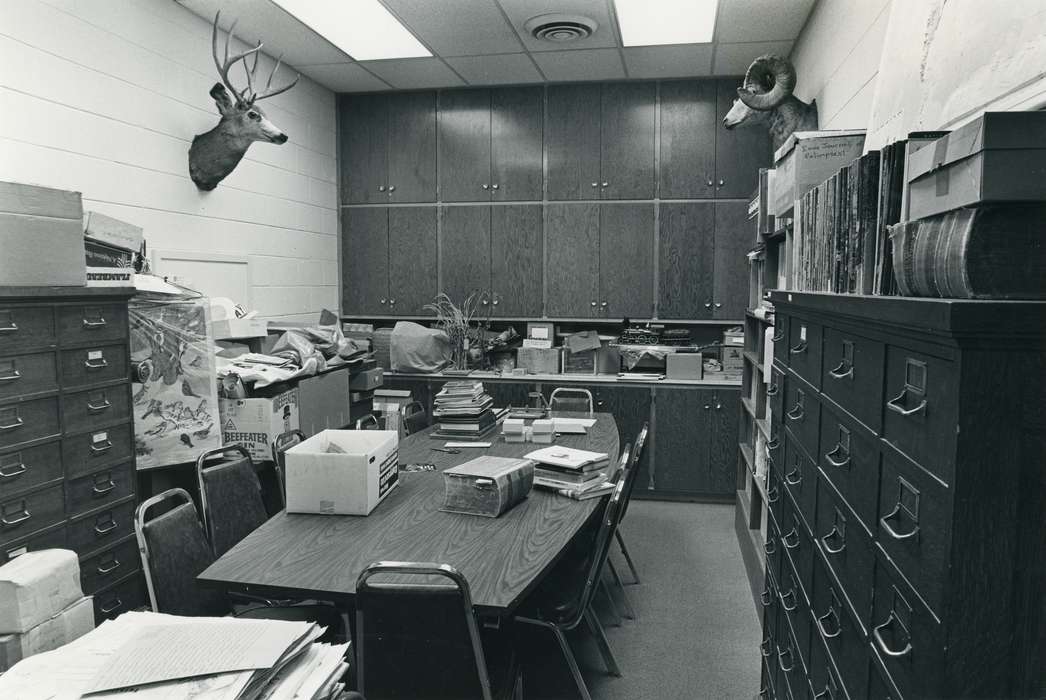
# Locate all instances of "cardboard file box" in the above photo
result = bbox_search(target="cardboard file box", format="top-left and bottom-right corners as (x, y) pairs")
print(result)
(219, 387), (300, 462)
(0, 596), (94, 670)
(0, 549), (83, 634)
(442, 457), (534, 518)
(0, 181), (86, 286)
(771, 131), (866, 217)
(666, 353), (703, 380)
(285, 430), (399, 515)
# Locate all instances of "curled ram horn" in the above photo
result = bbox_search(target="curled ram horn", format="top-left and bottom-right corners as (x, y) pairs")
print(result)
(737, 54), (797, 111)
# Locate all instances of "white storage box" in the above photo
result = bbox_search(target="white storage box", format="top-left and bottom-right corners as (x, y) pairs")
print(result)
(0, 596), (94, 669)
(0, 549), (83, 634)
(285, 430), (399, 515)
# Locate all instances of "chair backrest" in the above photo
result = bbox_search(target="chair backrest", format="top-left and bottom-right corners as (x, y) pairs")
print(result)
(402, 401), (428, 436)
(355, 414), (380, 430)
(549, 387), (594, 414)
(619, 422), (649, 523)
(134, 488), (229, 617)
(355, 561), (494, 700)
(271, 429), (306, 508)
(196, 444), (269, 557)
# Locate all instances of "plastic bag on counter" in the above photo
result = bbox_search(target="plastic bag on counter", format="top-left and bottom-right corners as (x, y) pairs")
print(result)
(390, 321), (453, 372)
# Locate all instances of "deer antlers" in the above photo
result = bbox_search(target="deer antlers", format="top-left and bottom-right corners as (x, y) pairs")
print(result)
(211, 11), (299, 106)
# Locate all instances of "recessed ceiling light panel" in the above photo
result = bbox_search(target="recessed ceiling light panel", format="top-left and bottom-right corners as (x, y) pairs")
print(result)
(613, 0), (718, 46)
(271, 0), (431, 61)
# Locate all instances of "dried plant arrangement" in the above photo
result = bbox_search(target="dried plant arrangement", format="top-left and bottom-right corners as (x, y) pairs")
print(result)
(424, 292), (482, 370)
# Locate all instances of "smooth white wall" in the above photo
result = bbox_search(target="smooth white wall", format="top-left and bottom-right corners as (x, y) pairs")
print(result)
(0, 0), (339, 321)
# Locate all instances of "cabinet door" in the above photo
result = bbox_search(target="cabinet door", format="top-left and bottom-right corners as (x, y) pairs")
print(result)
(715, 79), (771, 198)
(490, 87), (543, 202)
(387, 92), (437, 203)
(599, 203), (653, 319)
(591, 385), (652, 485)
(713, 201), (751, 320)
(600, 82), (655, 200)
(440, 206), (491, 307)
(546, 84), (601, 201)
(659, 80), (718, 199)
(650, 388), (714, 493)
(708, 389), (740, 496)
(341, 207), (389, 314)
(439, 90), (491, 202)
(490, 205), (543, 317)
(486, 382), (531, 409)
(338, 94), (388, 204)
(388, 207), (437, 314)
(546, 203), (600, 317)
(658, 202), (715, 319)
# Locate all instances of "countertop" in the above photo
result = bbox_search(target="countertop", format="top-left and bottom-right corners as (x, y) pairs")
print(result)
(383, 369), (742, 389)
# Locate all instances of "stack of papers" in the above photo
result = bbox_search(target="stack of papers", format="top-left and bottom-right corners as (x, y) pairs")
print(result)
(0, 611), (349, 700)
(525, 446), (612, 492)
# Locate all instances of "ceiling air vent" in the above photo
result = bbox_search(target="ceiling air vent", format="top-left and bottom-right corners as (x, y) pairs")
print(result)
(524, 14), (598, 44)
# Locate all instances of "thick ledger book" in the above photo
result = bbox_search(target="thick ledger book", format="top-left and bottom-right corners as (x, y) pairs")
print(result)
(442, 456), (534, 517)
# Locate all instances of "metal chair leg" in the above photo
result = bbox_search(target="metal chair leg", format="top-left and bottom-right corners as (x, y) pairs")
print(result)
(553, 625), (593, 700)
(606, 559), (636, 620)
(616, 529), (641, 584)
(583, 605), (622, 677)
(598, 576), (623, 626)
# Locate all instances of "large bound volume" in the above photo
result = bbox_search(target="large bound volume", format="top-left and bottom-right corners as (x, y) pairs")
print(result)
(441, 457), (534, 518)
(889, 204), (1046, 299)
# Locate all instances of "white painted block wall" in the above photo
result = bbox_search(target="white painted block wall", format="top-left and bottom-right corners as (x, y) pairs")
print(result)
(0, 0), (339, 321)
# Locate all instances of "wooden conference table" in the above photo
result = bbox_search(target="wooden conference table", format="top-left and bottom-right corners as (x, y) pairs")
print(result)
(199, 412), (619, 615)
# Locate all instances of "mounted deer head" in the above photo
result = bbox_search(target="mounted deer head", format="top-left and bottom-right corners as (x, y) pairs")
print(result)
(722, 54), (818, 152)
(188, 12), (300, 191)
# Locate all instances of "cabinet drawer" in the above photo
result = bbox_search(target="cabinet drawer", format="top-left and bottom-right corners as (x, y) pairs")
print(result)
(80, 536), (139, 595)
(0, 352), (57, 400)
(818, 405), (880, 537)
(759, 656), (775, 700)
(881, 345), (958, 484)
(771, 315), (789, 367)
(767, 365), (785, 422)
(821, 326), (884, 433)
(786, 318), (822, 389)
(869, 554), (945, 699)
(782, 433), (817, 534)
(775, 623), (807, 700)
(761, 570), (781, 650)
(814, 479), (875, 632)
(807, 632), (848, 700)
(0, 441), (62, 499)
(63, 423), (133, 479)
(60, 344), (129, 389)
(866, 652), (902, 700)
(63, 385), (131, 434)
(66, 462), (135, 516)
(0, 484), (64, 546)
(779, 559), (812, 675)
(58, 304), (128, 345)
(780, 495), (815, 605)
(2, 522), (65, 564)
(812, 554), (868, 700)
(67, 499), (135, 556)
(876, 451), (951, 617)
(0, 306), (55, 351)
(93, 572), (147, 623)
(0, 396), (60, 449)
(765, 509), (784, 584)
(782, 378), (820, 461)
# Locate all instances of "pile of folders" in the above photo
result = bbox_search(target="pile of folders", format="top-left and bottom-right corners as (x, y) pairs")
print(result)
(431, 381), (497, 440)
(527, 446), (615, 500)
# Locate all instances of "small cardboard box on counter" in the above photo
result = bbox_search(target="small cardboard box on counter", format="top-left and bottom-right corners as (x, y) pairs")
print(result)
(442, 456), (534, 518)
(906, 112), (1046, 220)
(771, 131), (866, 217)
(285, 430), (399, 515)
(219, 387), (300, 462)
(721, 328), (745, 372)
(0, 181), (86, 286)
(0, 597), (94, 671)
(0, 550), (83, 634)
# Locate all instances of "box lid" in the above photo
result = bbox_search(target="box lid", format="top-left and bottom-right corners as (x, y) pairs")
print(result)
(908, 112), (1046, 182)
(445, 456), (532, 480)
(773, 129), (867, 164)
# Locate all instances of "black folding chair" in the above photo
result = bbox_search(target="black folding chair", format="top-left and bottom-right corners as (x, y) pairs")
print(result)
(195, 444), (269, 558)
(613, 422), (649, 586)
(402, 401), (429, 436)
(355, 561), (522, 700)
(355, 414), (380, 430)
(549, 388), (595, 414)
(271, 429), (307, 508)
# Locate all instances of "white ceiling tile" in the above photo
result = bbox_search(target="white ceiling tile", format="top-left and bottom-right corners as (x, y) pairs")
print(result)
(361, 58), (466, 89)
(445, 54), (544, 85)
(713, 41), (794, 76)
(298, 63), (390, 92)
(533, 48), (625, 81)
(380, 0), (524, 56)
(497, 0), (618, 52)
(714, 0), (817, 43)
(623, 45), (713, 79)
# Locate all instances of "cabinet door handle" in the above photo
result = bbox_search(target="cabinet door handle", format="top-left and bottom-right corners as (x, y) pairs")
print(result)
(715, 402), (721, 410)
(591, 182), (598, 188)
(492, 299), (499, 306)
(0, 461), (27, 479)
(590, 301), (597, 307)
(784, 463), (801, 486)
(389, 299), (396, 306)
(820, 525), (846, 554)
(482, 184), (489, 190)
(2, 501), (31, 526)
(378, 185), (386, 192)
(886, 389), (927, 417)
(718, 179), (725, 187)
(703, 404), (710, 410)
(766, 437), (780, 450)
(789, 340), (807, 355)
(82, 316), (107, 329)
(380, 298), (387, 305)
(825, 444), (850, 468)
(714, 302), (721, 308)
(600, 301), (608, 308)
(388, 185), (395, 192)
(704, 301), (712, 309)
(84, 357), (109, 370)
(601, 182), (608, 187)
(763, 539), (776, 555)
(880, 503), (920, 541)
(99, 597), (123, 615)
(760, 638), (772, 658)
(766, 485), (779, 503)
(828, 359), (853, 380)
(491, 184), (499, 190)
(0, 369), (21, 382)
(873, 612), (913, 658)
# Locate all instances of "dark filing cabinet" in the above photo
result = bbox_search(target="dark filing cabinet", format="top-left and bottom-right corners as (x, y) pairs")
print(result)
(759, 291), (1045, 699)
(0, 287), (145, 624)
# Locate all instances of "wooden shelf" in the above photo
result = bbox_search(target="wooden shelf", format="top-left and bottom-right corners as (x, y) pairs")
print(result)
(743, 349), (762, 367)
(756, 416), (771, 440)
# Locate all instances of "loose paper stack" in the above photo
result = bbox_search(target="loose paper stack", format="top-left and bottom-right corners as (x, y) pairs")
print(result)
(431, 381), (497, 440)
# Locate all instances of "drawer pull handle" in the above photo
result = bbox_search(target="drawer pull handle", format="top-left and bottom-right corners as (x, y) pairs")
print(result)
(766, 485), (779, 504)
(765, 383), (779, 396)
(824, 444), (850, 468)
(771, 329), (784, 342)
(784, 464), (801, 486)
(84, 357), (109, 370)
(94, 518), (118, 535)
(789, 341), (807, 355)
(786, 404), (804, 422)
(87, 397), (112, 412)
(93, 478), (117, 495)
(0, 369), (21, 382)
(886, 390), (927, 417)
(97, 557), (121, 575)
(100, 597), (123, 614)
(812, 688), (833, 700)
(763, 539), (776, 555)
(820, 526), (846, 554)
(90, 439), (113, 454)
(1, 506), (30, 526)
(780, 588), (797, 611)
(828, 359), (853, 380)
(759, 686), (769, 700)
(0, 462), (27, 479)
(82, 317), (107, 329)
(777, 647), (794, 673)
(760, 587), (772, 606)
(816, 608), (841, 639)
(873, 612), (913, 658)
(760, 638), (772, 658)
(782, 528), (799, 549)
(766, 437), (780, 451)
(0, 416), (24, 431)
(0, 321), (18, 333)
(880, 503), (920, 541)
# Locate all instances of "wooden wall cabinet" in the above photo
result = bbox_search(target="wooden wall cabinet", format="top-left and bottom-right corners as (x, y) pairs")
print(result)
(547, 203), (653, 319)
(339, 92), (437, 204)
(439, 88), (543, 203)
(342, 207), (437, 315)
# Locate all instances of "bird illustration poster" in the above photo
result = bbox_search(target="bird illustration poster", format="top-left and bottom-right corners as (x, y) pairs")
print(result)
(129, 295), (220, 469)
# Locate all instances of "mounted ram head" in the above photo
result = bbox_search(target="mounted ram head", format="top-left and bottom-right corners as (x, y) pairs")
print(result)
(723, 54), (818, 151)
(188, 11), (300, 191)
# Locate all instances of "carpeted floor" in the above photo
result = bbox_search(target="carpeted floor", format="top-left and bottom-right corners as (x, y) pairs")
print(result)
(517, 501), (761, 700)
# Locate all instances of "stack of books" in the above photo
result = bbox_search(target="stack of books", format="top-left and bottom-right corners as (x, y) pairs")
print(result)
(431, 381), (497, 440)
(526, 446), (614, 499)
